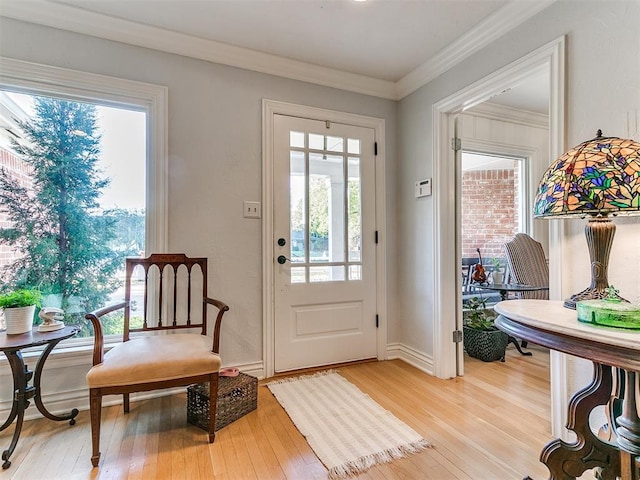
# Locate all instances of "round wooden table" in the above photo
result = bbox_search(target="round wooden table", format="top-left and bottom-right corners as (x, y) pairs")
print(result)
(495, 299), (640, 480)
(0, 325), (80, 469)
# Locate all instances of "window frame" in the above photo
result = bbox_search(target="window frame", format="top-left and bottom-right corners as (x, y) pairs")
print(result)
(0, 57), (168, 347)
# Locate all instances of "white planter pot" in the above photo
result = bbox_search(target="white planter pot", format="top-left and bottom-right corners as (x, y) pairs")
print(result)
(4, 305), (36, 335)
(492, 271), (503, 285)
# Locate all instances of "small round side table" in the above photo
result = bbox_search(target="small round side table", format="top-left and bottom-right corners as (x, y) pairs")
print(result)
(0, 325), (80, 469)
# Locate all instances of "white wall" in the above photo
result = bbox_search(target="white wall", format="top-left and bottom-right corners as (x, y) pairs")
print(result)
(397, 0), (640, 362)
(0, 17), (398, 415)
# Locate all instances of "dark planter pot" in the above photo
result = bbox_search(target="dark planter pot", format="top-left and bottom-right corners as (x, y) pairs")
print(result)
(463, 325), (508, 362)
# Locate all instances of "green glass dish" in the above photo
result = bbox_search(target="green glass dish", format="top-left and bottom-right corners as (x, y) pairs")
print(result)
(576, 299), (640, 329)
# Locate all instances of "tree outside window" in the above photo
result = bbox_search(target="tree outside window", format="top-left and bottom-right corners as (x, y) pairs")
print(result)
(0, 93), (146, 336)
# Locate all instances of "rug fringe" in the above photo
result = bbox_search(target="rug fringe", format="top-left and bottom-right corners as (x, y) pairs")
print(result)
(264, 368), (339, 386)
(327, 439), (433, 479)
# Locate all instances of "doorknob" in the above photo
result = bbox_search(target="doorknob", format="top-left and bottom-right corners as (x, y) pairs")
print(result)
(277, 255), (290, 264)
(277, 238), (286, 246)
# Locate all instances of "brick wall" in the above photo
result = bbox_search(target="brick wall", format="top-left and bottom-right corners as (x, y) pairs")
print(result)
(0, 147), (33, 277)
(461, 168), (519, 261)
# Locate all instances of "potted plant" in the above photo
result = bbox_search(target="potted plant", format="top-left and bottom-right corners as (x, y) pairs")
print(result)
(0, 289), (42, 335)
(463, 296), (508, 362)
(490, 257), (505, 284)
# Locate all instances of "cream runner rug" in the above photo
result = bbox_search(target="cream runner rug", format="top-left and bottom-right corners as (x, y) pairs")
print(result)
(266, 370), (431, 479)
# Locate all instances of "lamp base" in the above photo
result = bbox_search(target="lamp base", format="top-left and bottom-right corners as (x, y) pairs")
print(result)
(564, 287), (627, 310)
(563, 215), (626, 310)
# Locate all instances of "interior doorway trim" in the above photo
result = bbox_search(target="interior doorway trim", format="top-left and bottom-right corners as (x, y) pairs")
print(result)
(262, 99), (387, 379)
(432, 36), (567, 433)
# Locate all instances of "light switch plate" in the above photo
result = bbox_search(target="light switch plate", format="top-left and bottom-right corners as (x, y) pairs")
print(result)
(243, 201), (261, 219)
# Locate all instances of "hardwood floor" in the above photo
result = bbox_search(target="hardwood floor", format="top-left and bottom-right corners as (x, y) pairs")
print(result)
(2, 346), (555, 479)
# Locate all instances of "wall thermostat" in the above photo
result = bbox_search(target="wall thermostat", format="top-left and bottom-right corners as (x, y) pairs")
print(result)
(415, 178), (432, 198)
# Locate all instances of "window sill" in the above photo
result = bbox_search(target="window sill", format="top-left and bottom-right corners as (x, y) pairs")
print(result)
(0, 336), (121, 370)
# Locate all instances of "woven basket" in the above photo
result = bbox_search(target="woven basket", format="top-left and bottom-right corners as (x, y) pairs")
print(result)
(463, 326), (508, 362)
(187, 372), (258, 431)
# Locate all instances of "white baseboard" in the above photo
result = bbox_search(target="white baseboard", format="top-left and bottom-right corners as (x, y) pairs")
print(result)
(386, 342), (434, 376)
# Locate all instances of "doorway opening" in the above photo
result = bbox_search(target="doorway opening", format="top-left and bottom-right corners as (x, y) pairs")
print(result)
(432, 35), (566, 436)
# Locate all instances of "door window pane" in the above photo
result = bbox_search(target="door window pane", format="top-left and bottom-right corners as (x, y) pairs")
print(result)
(287, 129), (365, 285)
(326, 136), (343, 152)
(309, 152), (345, 263)
(309, 133), (324, 150)
(290, 131), (304, 148)
(349, 265), (362, 280)
(291, 267), (306, 283)
(310, 266), (345, 283)
(290, 150), (306, 263)
(348, 157), (362, 262)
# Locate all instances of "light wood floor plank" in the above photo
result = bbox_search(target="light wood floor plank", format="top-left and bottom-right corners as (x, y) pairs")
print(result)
(1, 353), (562, 479)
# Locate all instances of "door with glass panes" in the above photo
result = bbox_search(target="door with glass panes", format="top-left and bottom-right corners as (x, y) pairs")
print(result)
(273, 114), (377, 372)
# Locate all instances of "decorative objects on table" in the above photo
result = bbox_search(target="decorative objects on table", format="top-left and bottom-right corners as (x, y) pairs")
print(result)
(462, 296), (508, 362)
(187, 372), (258, 432)
(37, 307), (66, 332)
(576, 286), (640, 329)
(577, 299), (640, 329)
(267, 370), (430, 480)
(0, 289), (42, 335)
(533, 130), (640, 309)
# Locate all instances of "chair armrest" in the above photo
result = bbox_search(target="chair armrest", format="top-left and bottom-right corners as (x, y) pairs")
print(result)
(204, 297), (230, 353)
(85, 302), (127, 366)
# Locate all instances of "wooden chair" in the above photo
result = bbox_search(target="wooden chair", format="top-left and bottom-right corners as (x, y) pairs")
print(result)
(503, 233), (549, 300)
(85, 253), (229, 467)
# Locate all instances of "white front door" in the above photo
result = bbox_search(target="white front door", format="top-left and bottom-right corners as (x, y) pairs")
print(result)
(273, 114), (377, 372)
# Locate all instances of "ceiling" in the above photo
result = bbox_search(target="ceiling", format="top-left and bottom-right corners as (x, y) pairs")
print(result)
(0, 0), (553, 107)
(52, 0), (509, 82)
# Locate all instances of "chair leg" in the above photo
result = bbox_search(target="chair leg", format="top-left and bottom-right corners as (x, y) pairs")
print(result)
(89, 389), (102, 467)
(208, 375), (219, 443)
(123, 393), (130, 413)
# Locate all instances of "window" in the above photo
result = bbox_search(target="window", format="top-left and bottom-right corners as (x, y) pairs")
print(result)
(460, 150), (527, 261)
(0, 57), (167, 340)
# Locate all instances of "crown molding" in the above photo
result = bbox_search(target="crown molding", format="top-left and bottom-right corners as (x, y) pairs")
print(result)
(0, 1), (397, 100)
(396, 0), (557, 99)
(467, 102), (549, 129)
(0, 0), (555, 101)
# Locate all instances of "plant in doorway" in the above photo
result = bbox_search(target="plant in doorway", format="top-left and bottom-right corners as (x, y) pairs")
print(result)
(490, 257), (505, 284)
(463, 296), (508, 362)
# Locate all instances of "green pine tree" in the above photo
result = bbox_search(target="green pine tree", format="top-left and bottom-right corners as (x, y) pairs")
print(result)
(0, 96), (122, 328)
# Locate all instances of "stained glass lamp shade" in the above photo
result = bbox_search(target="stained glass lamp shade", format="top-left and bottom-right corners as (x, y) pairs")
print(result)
(534, 130), (640, 309)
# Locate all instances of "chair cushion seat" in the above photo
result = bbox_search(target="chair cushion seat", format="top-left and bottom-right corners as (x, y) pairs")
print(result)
(86, 333), (222, 388)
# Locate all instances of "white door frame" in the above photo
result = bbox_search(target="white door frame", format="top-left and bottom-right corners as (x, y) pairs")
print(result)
(262, 99), (387, 379)
(432, 37), (568, 436)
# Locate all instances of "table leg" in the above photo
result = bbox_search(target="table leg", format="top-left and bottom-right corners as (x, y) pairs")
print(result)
(540, 363), (620, 480)
(33, 340), (79, 424)
(507, 336), (533, 356)
(1, 350), (33, 470)
(616, 371), (640, 479)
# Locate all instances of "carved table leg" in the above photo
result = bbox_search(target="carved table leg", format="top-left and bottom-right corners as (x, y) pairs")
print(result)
(1, 350), (33, 470)
(540, 362), (620, 480)
(33, 340), (79, 423)
(616, 371), (640, 480)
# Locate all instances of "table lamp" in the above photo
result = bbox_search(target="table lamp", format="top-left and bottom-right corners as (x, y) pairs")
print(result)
(533, 130), (640, 309)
